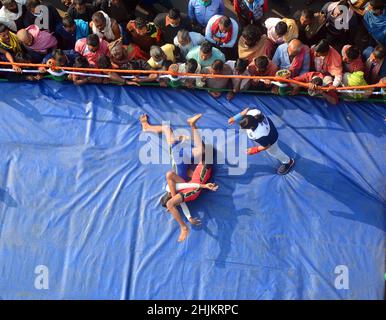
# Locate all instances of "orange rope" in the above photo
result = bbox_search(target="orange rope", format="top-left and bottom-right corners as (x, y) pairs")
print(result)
(0, 61), (385, 91)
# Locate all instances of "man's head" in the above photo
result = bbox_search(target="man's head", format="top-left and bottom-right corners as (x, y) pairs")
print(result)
(308, 76), (324, 96)
(186, 58), (198, 73)
(254, 56), (269, 73)
(73, 55), (89, 68)
(199, 41), (213, 61)
(86, 34), (100, 52)
(0, 24), (10, 43)
(211, 59), (224, 74)
(300, 9), (314, 26)
(311, 76), (323, 86)
(234, 58), (248, 75)
(52, 49), (67, 67)
(134, 17), (148, 35)
(109, 38), (124, 60)
(314, 39), (330, 57)
(288, 39), (303, 57)
(92, 11), (107, 32)
(73, 0), (87, 13)
(370, 45), (386, 63)
(62, 16), (76, 33)
(275, 21), (288, 37)
(16, 28), (34, 46)
(98, 55), (112, 69)
(150, 45), (166, 65)
(368, 0), (385, 15)
(26, 0), (41, 14)
(239, 112), (264, 130)
(168, 8), (181, 27)
(177, 29), (191, 46)
(344, 45), (360, 63)
(241, 24), (261, 48)
(1, 0), (18, 13)
(160, 192), (171, 208)
(218, 16), (232, 33)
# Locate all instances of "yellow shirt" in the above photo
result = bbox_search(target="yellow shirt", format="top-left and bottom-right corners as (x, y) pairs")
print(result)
(147, 44), (176, 69)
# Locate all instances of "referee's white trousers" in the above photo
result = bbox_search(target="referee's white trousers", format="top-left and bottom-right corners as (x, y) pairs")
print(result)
(266, 141), (290, 164)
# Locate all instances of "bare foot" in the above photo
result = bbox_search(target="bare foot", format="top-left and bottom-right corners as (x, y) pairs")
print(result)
(178, 226), (190, 242)
(140, 114), (149, 131)
(187, 114), (202, 128)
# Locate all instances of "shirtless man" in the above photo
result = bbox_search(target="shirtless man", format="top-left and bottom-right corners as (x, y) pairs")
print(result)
(140, 113), (218, 242)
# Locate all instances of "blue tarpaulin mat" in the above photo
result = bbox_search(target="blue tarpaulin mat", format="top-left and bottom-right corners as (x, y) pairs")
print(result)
(0, 80), (384, 300)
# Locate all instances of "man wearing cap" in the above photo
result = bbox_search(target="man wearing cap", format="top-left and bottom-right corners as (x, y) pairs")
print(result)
(228, 107), (295, 175)
(147, 44), (176, 70)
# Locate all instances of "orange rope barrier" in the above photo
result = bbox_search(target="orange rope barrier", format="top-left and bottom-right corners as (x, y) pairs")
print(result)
(0, 61), (385, 92)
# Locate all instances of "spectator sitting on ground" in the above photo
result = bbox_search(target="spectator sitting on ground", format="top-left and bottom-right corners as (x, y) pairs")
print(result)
(264, 16), (299, 45)
(341, 45), (365, 73)
(202, 59), (233, 98)
(205, 15), (239, 49)
(75, 33), (109, 67)
(248, 55), (279, 89)
(173, 29), (205, 59)
(55, 16), (89, 50)
(188, 0), (224, 32)
(36, 48), (78, 81)
(67, 0), (96, 22)
(186, 40), (225, 68)
(291, 72), (339, 104)
(0, 0), (26, 32)
(97, 54), (139, 85)
(68, 55), (101, 85)
(167, 58), (205, 89)
(273, 38), (310, 78)
(90, 11), (121, 43)
(238, 24), (274, 63)
(310, 39), (343, 88)
(363, 45), (386, 84)
(154, 7), (191, 44)
(126, 16), (162, 52)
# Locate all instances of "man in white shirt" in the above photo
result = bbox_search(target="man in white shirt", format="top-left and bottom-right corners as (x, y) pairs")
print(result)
(173, 29), (205, 58)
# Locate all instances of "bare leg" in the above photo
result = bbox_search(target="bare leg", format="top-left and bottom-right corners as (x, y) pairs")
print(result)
(187, 114), (205, 161)
(140, 114), (176, 145)
(166, 170), (186, 197)
(166, 194), (190, 242)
